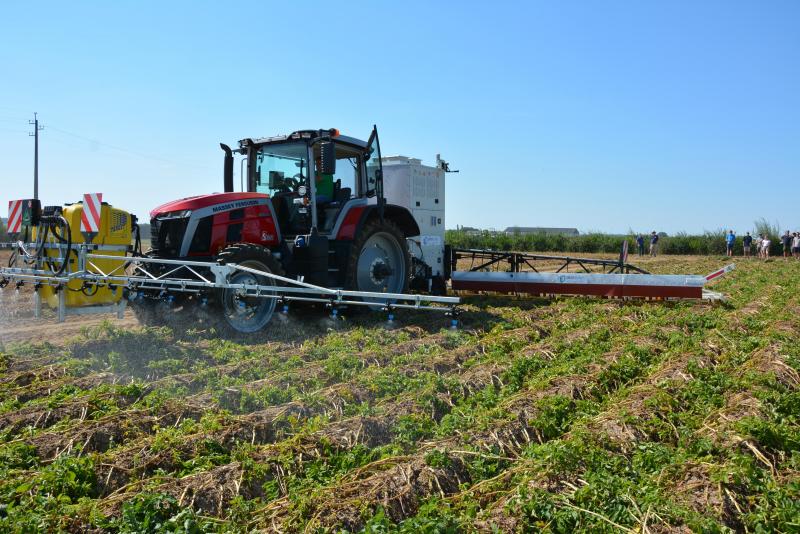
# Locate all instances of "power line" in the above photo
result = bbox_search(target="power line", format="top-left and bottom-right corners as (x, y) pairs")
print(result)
(46, 124), (207, 170)
(47, 124), (171, 162)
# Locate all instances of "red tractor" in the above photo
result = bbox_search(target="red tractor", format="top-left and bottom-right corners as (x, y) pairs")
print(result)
(136, 127), (426, 332)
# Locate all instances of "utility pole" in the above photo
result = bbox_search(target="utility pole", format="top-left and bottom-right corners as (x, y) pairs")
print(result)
(29, 112), (44, 200)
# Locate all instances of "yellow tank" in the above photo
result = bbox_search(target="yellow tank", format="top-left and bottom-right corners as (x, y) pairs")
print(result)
(39, 202), (132, 308)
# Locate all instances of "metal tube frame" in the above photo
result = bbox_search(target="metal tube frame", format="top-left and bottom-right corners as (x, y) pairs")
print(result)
(450, 248), (650, 275)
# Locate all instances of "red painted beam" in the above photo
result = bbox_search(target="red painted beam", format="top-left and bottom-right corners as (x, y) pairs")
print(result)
(451, 279), (703, 299)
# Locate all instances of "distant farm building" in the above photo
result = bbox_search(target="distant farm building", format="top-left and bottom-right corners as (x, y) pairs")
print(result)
(504, 226), (579, 236)
(457, 226), (483, 236)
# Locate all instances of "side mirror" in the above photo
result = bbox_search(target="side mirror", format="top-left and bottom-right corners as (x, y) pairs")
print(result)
(320, 141), (336, 175)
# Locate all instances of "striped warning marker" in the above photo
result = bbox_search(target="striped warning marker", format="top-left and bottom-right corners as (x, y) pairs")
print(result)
(705, 263), (735, 281)
(81, 193), (103, 235)
(7, 200), (22, 235)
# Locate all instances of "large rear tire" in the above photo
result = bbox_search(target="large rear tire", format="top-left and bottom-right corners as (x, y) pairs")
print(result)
(216, 244), (284, 333)
(345, 218), (410, 297)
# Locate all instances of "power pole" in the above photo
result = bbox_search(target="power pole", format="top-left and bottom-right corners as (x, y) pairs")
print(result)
(29, 112), (44, 200)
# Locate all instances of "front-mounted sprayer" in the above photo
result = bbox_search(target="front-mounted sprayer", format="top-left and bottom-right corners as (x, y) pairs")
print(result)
(1, 194), (136, 322)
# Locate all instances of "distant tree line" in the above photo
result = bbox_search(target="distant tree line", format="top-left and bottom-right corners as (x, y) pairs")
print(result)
(446, 219), (787, 256)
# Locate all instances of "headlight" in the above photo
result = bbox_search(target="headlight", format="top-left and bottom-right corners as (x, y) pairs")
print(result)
(159, 210), (192, 220)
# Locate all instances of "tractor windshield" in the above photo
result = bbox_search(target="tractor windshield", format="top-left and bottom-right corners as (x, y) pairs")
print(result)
(254, 142), (309, 196)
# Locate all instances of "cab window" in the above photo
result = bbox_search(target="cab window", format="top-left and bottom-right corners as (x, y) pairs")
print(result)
(312, 143), (361, 203)
(254, 142), (309, 196)
(333, 156), (357, 199)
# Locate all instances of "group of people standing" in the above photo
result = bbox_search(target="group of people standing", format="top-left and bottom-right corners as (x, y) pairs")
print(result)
(635, 232), (660, 257)
(727, 230), (800, 259)
(632, 230), (800, 259)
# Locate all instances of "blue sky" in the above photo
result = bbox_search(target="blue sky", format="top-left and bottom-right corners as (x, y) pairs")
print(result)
(1, 1), (798, 234)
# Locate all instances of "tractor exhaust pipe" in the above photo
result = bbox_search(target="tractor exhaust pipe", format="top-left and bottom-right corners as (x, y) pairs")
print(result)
(221, 143), (234, 192)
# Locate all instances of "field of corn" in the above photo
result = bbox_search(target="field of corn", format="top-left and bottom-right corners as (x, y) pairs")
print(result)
(0, 255), (798, 532)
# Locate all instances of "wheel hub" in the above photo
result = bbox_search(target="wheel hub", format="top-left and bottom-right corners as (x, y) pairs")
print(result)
(221, 260), (277, 332)
(370, 260), (394, 282)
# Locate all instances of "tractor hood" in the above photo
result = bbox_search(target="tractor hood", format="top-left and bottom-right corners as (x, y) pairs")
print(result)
(150, 192), (269, 218)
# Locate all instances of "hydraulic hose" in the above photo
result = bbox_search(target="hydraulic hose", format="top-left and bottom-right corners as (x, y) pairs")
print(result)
(50, 217), (69, 244)
(133, 223), (142, 257)
(28, 223), (49, 266)
(81, 282), (99, 296)
(48, 216), (72, 277)
(121, 223), (144, 273)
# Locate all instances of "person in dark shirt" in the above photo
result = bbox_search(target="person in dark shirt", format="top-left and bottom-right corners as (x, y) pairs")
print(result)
(782, 231), (793, 258)
(636, 234), (645, 256)
(742, 232), (753, 257)
(649, 231), (659, 257)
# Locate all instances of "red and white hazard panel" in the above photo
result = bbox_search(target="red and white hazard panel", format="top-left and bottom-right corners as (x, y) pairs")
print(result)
(7, 200), (22, 235)
(80, 193), (103, 234)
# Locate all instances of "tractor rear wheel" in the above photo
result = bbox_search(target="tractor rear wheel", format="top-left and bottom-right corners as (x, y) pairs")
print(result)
(216, 244), (283, 333)
(345, 219), (410, 296)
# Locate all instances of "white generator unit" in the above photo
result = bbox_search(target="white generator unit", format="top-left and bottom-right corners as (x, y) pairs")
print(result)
(382, 155), (448, 291)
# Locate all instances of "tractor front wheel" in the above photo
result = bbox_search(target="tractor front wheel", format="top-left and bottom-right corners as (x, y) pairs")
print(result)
(216, 244), (283, 333)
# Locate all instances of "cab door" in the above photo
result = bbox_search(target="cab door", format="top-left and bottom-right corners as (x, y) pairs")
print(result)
(364, 126), (385, 216)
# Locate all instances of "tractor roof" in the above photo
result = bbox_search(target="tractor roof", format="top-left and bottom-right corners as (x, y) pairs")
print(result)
(238, 129), (367, 152)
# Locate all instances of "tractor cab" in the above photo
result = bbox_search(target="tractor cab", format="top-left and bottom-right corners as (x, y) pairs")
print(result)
(115, 124), (444, 332)
(237, 128), (383, 239)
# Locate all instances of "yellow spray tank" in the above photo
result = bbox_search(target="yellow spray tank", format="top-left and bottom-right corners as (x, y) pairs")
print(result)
(38, 199), (133, 309)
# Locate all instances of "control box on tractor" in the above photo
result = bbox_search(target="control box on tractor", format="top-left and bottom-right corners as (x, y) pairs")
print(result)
(138, 127), (447, 332)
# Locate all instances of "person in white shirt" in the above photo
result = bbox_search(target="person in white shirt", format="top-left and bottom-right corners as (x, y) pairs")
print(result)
(761, 235), (771, 260)
(756, 234), (764, 259)
(792, 232), (800, 260)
